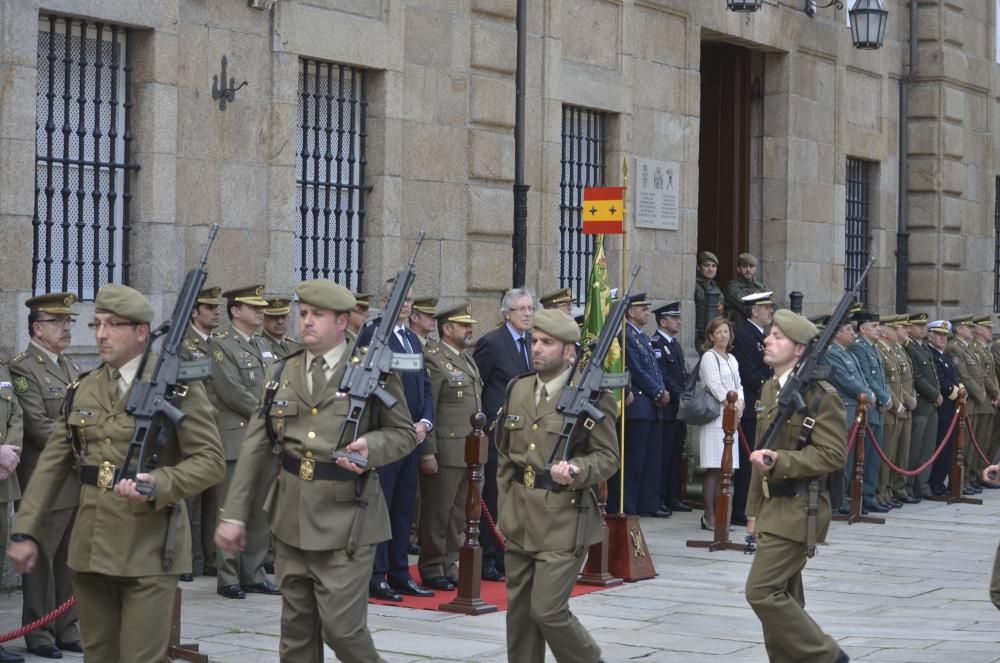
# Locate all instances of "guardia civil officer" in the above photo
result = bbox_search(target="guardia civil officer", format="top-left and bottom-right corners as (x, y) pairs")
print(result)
(497, 309), (619, 663)
(215, 280), (416, 663)
(9, 284), (225, 663)
(745, 309), (848, 663)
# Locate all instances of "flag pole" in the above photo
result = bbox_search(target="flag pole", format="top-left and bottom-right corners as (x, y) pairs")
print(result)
(619, 156), (628, 511)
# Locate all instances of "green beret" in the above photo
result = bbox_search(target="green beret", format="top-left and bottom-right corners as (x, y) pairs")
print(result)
(697, 251), (719, 266)
(771, 309), (817, 346)
(533, 309), (580, 344)
(737, 253), (757, 267)
(294, 279), (356, 313)
(95, 284), (154, 324)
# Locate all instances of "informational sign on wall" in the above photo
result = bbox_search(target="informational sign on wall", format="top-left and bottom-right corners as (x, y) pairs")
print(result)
(632, 157), (679, 231)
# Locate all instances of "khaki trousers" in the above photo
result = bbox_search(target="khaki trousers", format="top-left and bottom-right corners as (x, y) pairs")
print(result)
(890, 416), (912, 498)
(991, 540), (1000, 611)
(878, 413), (902, 501)
(22, 507), (79, 648)
(73, 572), (177, 663)
(504, 544), (600, 663)
(274, 538), (384, 663)
(417, 466), (468, 581)
(970, 411), (994, 480)
(218, 459), (269, 586)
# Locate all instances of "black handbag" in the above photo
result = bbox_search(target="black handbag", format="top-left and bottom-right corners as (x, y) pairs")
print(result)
(677, 356), (720, 425)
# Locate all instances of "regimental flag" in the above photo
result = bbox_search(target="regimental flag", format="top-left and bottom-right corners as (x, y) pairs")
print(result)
(581, 235), (623, 402)
(581, 186), (625, 235)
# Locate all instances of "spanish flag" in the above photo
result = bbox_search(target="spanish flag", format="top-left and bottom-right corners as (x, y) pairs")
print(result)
(581, 186), (625, 234)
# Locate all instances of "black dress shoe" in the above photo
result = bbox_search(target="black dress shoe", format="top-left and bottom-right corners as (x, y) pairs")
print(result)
(446, 575), (459, 585)
(889, 498), (903, 508)
(179, 573), (194, 582)
(422, 576), (455, 591)
(242, 578), (281, 595)
(667, 499), (693, 512)
(217, 584), (246, 599)
(930, 484), (947, 496)
(963, 484), (977, 495)
(972, 483), (983, 493)
(899, 495), (920, 504)
(730, 515), (748, 527)
(55, 641), (83, 654)
(641, 510), (671, 518)
(482, 561), (504, 582)
(863, 501), (888, 513)
(263, 560), (275, 575)
(837, 506), (852, 515)
(835, 648), (850, 663)
(0, 647), (24, 663)
(878, 501), (894, 510)
(390, 578), (434, 597)
(369, 581), (403, 602)
(27, 644), (60, 659)
(407, 542), (421, 556)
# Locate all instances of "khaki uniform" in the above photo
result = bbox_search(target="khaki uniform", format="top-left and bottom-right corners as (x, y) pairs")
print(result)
(210, 326), (275, 587)
(990, 339), (1000, 460)
(723, 276), (765, 326)
(222, 345), (416, 663)
(992, 540), (1000, 610)
(10, 343), (81, 648)
(13, 362), (225, 663)
(946, 338), (986, 482)
(263, 332), (303, 360)
(877, 340), (903, 502)
(0, 363), (23, 549)
(496, 372), (619, 663)
(417, 341), (482, 582)
(746, 379), (846, 663)
(971, 340), (998, 479)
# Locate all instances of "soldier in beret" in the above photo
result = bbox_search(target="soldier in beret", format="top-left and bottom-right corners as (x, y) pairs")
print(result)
(9, 284), (225, 663)
(497, 309), (619, 663)
(417, 304), (482, 590)
(745, 309), (847, 663)
(694, 251), (720, 350)
(539, 287), (574, 315)
(9, 292), (82, 657)
(211, 285), (280, 599)
(262, 296), (303, 360)
(215, 279), (416, 663)
(724, 253), (766, 326)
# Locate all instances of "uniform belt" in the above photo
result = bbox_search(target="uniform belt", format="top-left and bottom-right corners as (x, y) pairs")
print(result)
(512, 464), (560, 491)
(280, 453), (355, 482)
(79, 462), (123, 491)
(767, 477), (829, 498)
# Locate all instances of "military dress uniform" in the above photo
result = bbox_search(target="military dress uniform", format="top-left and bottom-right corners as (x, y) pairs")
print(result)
(821, 340), (874, 511)
(211, 285), (279, 595)
(417, 305), (483, 586)
(970, 316), (998, 483)
(847, 323), (891, 509)
(13, 284), (225, 663)
(0, 364), (24, 663)
(262, 296), (304, 359)
(989, 336), (1000, 462)
(888, 329), (917, 501)
(946, 319), (986, 491)
(903, 317), (941, 498)
(929, 324), (962, 494)
(723, 254), (765, 325)
(649, 302), (689, 509)
(10, 292), (82, 653)
(221, 279), (416, 663)
(496, 310), (619, 663)
(876, 330), (904, 505)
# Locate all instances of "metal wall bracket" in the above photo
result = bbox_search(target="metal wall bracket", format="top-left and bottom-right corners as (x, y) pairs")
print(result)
(211, 55), (248, 111)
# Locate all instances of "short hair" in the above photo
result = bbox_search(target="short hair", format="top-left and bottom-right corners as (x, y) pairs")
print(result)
(702, 317), (735, 352)
(27, 309), (39, 338)
(500, 288), (536, 314)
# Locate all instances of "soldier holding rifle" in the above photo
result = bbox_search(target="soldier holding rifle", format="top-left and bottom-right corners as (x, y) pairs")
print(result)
(983, 462), (1000, 609)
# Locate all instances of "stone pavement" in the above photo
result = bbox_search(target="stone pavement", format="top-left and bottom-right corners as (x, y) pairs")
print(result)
(0, 492), (997, 662)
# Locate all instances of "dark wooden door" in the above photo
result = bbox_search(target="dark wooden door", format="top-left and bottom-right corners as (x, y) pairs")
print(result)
(697, 43), (752, 286)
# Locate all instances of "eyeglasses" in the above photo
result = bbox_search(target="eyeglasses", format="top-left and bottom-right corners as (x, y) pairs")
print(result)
(510, 306), (535, 314)
(36, 318), (74, 327)
(87, 321), (137, 331)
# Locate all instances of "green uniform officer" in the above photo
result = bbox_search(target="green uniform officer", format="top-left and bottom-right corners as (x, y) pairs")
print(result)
(971, 316), (999, 485)
(215, 279), (416, 663)
(262, 296), (303, 359)
(724, 253), (765, 325)
(983, 463), (1000, 609)
(946, 316), (985, 494)
(409, 297), (439, 348)
(745, 309), (847, 663)
(10, 292), (82, 656)
(9, 284), (225, 663)
(876, 316), (906, 506)
(496, 309), (619, 663)
(0, 362), (24, 663)
(539, 287), (574, 315)
(417, 304), (483, 589)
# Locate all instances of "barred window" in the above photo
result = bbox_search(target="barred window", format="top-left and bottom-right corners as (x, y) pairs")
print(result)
(296, 60), (368, 290)
(994, 176), (1000, 312)
(34, 16), (135, 299)
(845, 158), (873, 305)
(559, 106), (606, 303)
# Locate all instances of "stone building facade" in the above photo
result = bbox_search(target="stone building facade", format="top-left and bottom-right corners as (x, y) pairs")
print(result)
(0, 0), (996, 361)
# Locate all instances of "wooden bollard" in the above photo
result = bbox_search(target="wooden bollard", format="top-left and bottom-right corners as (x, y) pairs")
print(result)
(687, 391), (744, 552)
(929, 389), (982, 506)
(167, 587), (208, 663)
(833, 394), (884, 525)
(578, 480), (623, 587)
(440, 412), (498, 614)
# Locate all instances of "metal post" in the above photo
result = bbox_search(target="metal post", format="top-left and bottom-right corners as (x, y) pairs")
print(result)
(789, 291), (804, 314)
(511, 0), (528, 287)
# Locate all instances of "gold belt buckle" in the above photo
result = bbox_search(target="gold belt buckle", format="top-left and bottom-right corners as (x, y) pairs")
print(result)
(97, 461), (115, 491)
(299, 458), (315, 481)
(523, 465), (535, 490)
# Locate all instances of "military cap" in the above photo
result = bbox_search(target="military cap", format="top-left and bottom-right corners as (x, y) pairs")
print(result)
(890, 315), (911, 327)
(907, 312), (929, 325)
(973, 315), (993, 327)
(539, 288), (574, 308)
(771, 309), (817, 345)
(533, 308), (580, 344)
(95, 284), (154, 324)
(741, 291), (774, 306)
(698, 251), (719, 266)
(848, 303), (863, 314)
(653, 301), (681, 319)
(927, 320), (952, 335)
(808, 314), (831, 328)
(737, 253), (757, 267)
(435, 303), (477, 325)
(263, 295), (292, 316)
(627, 292), (650, 307)
(222, 285), (269, 307)
(879, 314), (899, 325)
(25, 292), (77, 316)
(412, 297), (438, 315)
(851, 309), (879, 324)
(294, 279), (356, 313)
(354, 293), (373, 310)
(196, 287), (223, 306)
(950, 314), (975, 327)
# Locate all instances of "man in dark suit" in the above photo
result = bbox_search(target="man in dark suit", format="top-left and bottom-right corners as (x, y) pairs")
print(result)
(650, 301), (692, 514)
(472, 287), (535, 581)
(359, 281), (435, 601)
(730, 292), (775, 526)
(928, 320), (962, 495)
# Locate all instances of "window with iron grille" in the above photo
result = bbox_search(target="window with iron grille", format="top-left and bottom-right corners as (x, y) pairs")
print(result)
(845, 158), (873, 305)
(994, 176), (1000, 312)
(34, 15), (135, 299)
(559, 106), (606, 303)
(296, 59), (368, 290)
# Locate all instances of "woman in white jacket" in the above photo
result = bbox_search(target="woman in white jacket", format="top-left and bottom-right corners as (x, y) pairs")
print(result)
(696, 317), (745, 529)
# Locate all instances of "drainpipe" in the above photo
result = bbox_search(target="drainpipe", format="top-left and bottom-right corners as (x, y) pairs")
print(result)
(512, 0), (528, 288)
(896, 0), (917, 312)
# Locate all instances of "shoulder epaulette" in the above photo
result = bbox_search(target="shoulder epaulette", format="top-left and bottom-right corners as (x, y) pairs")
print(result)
(426, 346), (439, 355)
(210, 330), (227, 339)
(817, 380), (837, 396)
(11, 351), (29, 364)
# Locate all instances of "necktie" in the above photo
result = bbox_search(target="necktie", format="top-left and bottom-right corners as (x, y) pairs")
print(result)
(536, 384), (548, 407)
(58, 355), (72, 382)
(110, 368), (123, 400)
(397, 329), (413, 353)
(310, 356), (327, 400)
(517, 336), (528, 368)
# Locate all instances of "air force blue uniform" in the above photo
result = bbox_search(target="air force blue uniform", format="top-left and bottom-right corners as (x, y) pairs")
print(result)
(651, 328), (687, 507)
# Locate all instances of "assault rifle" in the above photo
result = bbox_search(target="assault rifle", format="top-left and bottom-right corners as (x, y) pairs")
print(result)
(120, 224), (219, 498)
(332, 232), (425, 468)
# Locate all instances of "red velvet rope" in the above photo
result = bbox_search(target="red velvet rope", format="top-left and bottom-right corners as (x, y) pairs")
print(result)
(844, 420), (861, 456)
(479, 496), (507, 551)
(865, 409), (959, 477)
(963, 418), (993, 465)
(0, 596), (77, 644)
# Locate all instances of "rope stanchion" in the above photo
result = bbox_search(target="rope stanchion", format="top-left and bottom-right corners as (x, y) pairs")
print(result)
(833, 395), (885, 525)
(926, 389), (982, 506)
(688, 392), (744, 552)
(964, 418), (992, 466)
(479, 496), (506, 551)
(866, 412), (956, 478)
(844, 420), (860, 456)
(0, 596), (77, 644)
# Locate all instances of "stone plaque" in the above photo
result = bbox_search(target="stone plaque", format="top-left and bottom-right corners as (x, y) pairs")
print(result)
(632, 157), (679, 231)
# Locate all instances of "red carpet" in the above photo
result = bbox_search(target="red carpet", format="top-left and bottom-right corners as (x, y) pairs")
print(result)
(368, 565), (612, 613)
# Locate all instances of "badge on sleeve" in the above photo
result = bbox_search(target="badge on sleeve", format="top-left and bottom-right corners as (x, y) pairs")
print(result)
(13, 377), (28, 393)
